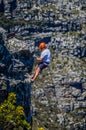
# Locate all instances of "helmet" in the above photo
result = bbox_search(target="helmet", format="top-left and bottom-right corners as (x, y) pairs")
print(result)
(39, 42), (46, 49)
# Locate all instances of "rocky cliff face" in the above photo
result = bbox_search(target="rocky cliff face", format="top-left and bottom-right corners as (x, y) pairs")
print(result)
(32, 52), (86, 130)
(0, 28), (34, 124)
(0, 0), (86, 130)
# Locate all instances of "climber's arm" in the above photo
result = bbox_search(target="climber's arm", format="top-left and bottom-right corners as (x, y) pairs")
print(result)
(36, 57), (43, 62)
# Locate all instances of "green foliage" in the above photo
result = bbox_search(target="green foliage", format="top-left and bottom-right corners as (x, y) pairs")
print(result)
(38, 128), (44, 130)
(0, 13), (26, 28)
(72, 9), (80, 15)
(0, 13), (13, 27)
(41, 4), (57, 12)
(0, 92), (31, 130)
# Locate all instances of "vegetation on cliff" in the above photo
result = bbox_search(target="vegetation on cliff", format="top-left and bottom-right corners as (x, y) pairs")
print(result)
(0, 93), (31, 130)
(0, 13), (26, 28)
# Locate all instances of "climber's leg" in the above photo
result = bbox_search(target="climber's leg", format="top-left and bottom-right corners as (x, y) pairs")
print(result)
(31, 62), (47, 82)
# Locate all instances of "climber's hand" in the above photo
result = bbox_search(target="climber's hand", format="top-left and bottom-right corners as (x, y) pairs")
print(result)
(33, 54), (37, 58)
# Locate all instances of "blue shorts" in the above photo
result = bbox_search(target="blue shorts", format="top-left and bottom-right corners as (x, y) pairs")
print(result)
(38, 62), (48, 70)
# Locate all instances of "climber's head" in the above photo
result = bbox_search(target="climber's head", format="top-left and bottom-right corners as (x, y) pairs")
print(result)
(39, 42), (47, 50)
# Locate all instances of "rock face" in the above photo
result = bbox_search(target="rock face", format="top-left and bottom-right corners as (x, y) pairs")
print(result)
(32, 53), (86, 130)
(0, 28), (34, 124)
(0, 0), (86, 130)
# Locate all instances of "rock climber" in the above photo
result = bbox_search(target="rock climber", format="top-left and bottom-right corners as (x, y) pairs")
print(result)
(31, 42), (51, 82)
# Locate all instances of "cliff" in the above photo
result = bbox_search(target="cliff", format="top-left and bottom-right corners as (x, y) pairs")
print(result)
(0, 28), (34, 127)
(0, 0), (86, 130)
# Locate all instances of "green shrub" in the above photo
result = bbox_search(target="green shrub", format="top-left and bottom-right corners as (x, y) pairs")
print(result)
(0, 92), (31, 130)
